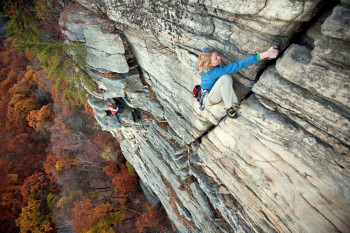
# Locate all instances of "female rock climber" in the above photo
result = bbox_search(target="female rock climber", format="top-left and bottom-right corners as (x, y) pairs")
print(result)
(196, 46), (279, 118)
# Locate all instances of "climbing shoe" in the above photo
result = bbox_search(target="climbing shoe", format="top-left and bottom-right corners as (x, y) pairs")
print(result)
(226, 107), (237, 119)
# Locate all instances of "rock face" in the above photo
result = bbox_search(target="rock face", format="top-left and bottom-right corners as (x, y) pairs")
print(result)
(61, 1), (349, 232)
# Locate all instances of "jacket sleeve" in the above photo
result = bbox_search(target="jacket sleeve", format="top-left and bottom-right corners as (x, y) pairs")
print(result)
(109, 105), (118, 111)
(211, 55), (258, 77)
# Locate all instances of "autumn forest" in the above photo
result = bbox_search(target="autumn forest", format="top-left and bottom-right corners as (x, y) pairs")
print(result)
(0, 0), (172, 232)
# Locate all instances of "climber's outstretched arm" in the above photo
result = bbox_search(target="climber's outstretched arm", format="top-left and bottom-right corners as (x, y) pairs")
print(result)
(259, 46), (279, 60)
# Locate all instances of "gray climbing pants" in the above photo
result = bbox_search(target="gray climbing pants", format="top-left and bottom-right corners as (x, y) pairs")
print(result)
(203, 74), (238, 109)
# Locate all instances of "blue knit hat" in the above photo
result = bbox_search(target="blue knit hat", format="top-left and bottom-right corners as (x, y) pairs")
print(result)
(202, 47), (211, 52)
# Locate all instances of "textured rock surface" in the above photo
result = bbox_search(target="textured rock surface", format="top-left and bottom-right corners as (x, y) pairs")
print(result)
(62, 1), (349, 232)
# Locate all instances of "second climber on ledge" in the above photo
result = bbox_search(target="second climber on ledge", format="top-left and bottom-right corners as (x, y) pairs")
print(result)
(108, 102), (122, 123)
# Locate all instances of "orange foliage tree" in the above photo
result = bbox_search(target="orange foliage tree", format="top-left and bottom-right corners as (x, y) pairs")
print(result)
(9, 53), (28, 73)
(72, 198), (116, 233)
(7, 94), (41, 129)
(26, 103), (55, 130)
(8, 132), (46, 157)
(112, 163), (138, 194)
(22, 65), (38, 85)
(0, 70), (17, 96)
(0, 173), (22, 232)
(0, 38), (55, 232)
(43, 153), (58, 182)
(136, 204), (167, 233)
(16, 154), (46, 179)
(103, 162), (118, 177)
(20, 171), (55, 205)
(93, 131), (120, 150)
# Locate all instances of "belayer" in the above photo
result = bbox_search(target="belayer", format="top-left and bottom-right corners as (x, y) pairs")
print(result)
(108, 102), (122, 123)
(195, 46), (279, 118)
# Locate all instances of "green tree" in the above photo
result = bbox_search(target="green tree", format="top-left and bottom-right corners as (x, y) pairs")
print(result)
(6, 0), (95, 105)
(0, 0), (12, 15)
(126, 160), (136, 176)
(72, 198), (126, 233)
(85, 207), (127, 233)
(46, 193), (56, 211)
(101, 146), (118, 161)
(16, 199), (52, 233)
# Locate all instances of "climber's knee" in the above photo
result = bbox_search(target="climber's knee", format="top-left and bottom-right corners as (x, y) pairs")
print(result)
(218, 74), (232, 84)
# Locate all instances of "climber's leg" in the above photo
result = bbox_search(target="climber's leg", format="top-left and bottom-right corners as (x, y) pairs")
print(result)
(205, 74), (238, 108)
(114, 113), (121, 123)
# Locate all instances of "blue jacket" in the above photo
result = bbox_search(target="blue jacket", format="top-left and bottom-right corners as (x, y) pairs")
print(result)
(200, 55), (259, 89)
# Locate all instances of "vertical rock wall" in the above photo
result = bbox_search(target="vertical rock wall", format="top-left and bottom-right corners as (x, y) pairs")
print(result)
(61, 1), (349, 232)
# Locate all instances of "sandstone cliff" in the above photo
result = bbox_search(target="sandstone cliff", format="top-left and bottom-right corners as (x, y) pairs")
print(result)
(59, 1), (349, 232)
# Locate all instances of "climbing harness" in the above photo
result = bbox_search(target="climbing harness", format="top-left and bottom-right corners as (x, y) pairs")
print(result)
(193, 84), (211, 111)
(199, 89), (209, 111)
